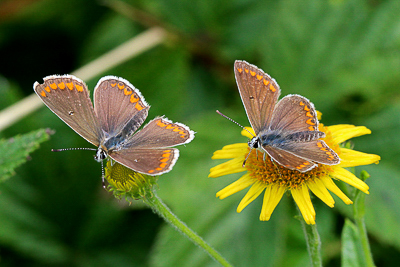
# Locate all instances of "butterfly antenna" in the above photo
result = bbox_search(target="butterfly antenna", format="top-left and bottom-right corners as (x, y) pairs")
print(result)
(242, 148), (253, 167)
(101, 160), (106, 189)
(217, 110), (257, 168)
(216, 110), (255, 137)
(51, 147), (97, 152)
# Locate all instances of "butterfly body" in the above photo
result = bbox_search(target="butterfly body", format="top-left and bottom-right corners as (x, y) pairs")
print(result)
(234, 61), (339, 172)
(34, 75), (194, 176)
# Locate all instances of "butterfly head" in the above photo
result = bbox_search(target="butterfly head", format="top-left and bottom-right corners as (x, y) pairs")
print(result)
(248, 136), (259, 149)
(94, 147), (108, 162)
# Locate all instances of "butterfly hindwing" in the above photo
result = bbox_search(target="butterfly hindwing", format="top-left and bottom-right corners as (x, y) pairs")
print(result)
(264, 146), (317, 172)
(109, 148), (179, 175)
(108, 117), (194, 176)
(123, 117), (195, 149)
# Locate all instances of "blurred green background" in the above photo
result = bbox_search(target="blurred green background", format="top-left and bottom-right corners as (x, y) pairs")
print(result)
(0, 0), (399, 266)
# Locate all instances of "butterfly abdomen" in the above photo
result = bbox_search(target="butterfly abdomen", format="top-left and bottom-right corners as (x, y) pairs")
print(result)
(260, 130), (325, 147)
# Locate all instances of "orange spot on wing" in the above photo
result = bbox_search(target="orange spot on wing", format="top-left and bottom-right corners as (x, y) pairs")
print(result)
(135, 102), (143, 111)
(162, 152), (171, 158)
(75, 84), (84, 92)
(118, 83), (125, 90)
(148, 170), (155, 173)
(157, 120), (167, 127)
(111, 83), (117, 87)
(303, 105), (310, 111)
(160, 157), (169, 163)
(263, 79), (269, 86)
(244, 68), (249, 73)
(159, 163), (167, 168)
(130, 94), (139, 103)
(309, 126), (316, 131)
(44, 86), (51, 92)
(124, 88), (132, 95)
(306, 118), (315, 125)
(306, 112), (313, 117)
(179, 131), (187, 138)
(58, 82), (65, 89)
(269, 84), (276, 92)
(66, 82), (74, 90)
(50, 83), (57, 89)
(40, 91), (46, 97)
(256, 74), (263, 80)
(299, 101), (304, 106)
(237, 68), (243, 73)
(250, 71), (256, 76)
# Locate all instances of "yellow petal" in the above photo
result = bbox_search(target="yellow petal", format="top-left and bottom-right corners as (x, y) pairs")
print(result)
(216, 173), (254, 199)
(211, 143), (248, 159)
(260, 184), (286, 221)
(307, 178), (335, 208)
(320, 176), (353, 204)
(328, 125), (371, 144)
(339, 148), (380, 167)
(237, 182), (266, 212)
(241, 127), (256, 138)
(291, 185), (316, 225)
(209, 156), (245, 178)
(331, 166), (369, 194)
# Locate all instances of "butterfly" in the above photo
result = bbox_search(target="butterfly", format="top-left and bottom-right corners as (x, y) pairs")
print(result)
(34, 75), (194, 176)
(234, 60), (340, 172)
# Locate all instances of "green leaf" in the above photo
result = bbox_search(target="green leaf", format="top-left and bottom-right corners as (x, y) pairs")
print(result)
(341, 219), (365, 267)
(0, 129), (51, 182)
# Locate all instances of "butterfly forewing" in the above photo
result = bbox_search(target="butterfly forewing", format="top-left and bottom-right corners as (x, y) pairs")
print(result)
(234, 60), (281, 134)
(33, 75), (102, 146)
(93, 76), (149, 137)
(270, 94), (319, 132)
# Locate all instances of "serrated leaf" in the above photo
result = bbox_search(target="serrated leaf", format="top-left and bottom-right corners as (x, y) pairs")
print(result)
(0, 129), (51, 182)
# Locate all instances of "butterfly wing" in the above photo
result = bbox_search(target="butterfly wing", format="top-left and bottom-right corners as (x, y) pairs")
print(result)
(109, 117), (195, 175)
(110, 148), (180, 175)
(234, 60), (281, 133)
(93, 76), (149, 137)
(264, 94), (340, 169)
(264, 146), (318, 172)
(270, 94), (319, 132)
(33, 75), (102, 146)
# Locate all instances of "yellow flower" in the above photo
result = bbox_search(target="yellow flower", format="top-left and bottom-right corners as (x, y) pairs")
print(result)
(105, 160), (157, 200)
(209, 119), (380, 225)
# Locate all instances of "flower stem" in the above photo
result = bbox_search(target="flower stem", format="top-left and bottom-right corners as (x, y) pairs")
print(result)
(298, 208), (322, 267)
(353, 171), (375, 267)
(143, 192), (232, 267)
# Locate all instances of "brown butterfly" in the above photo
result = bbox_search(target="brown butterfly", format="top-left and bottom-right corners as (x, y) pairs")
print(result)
(34, 75), (194, 176)
(234, 60), (339, 172)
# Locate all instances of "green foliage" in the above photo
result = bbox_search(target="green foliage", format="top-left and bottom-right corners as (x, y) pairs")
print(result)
(0, 129), (51, 182)
(0, 0), (399, 266)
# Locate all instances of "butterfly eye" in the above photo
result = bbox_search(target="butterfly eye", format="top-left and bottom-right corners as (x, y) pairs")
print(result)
(94, 149), (107, 162)
(248, 137), (259, 149)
